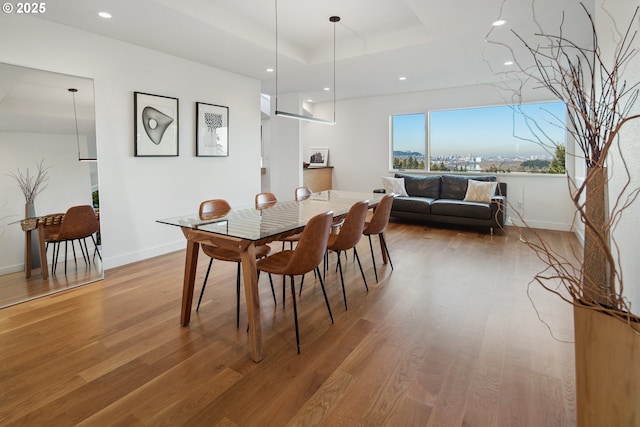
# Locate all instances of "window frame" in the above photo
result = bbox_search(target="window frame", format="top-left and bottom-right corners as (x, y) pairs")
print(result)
(389, 101), (567, 175)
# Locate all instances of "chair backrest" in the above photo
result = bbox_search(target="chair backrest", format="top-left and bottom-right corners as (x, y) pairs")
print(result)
(295, 186), (312, 201)
(57, 205), (99, 240)
(199, 199), (232, 220)
(285, 211), (333, 276)
(255, 192), (278, 209)
(329, 200), (369, 251)
(364, 194), (394, 235)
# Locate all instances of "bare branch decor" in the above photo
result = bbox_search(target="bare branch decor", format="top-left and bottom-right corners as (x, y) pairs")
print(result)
(488, 4), (640, 422)
(6, 159), (51, 205)
(493, 3), (640, 324)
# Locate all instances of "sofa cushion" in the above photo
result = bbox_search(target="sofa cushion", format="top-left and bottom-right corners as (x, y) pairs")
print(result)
(395, 173), (441, 198)
(381, 176), (408, 196)
(431, 199), (492, 220)
(392, 197), (434, 215)
(441, 175), (497, 200)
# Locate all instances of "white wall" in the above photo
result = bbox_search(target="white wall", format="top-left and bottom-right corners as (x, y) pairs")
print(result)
(596, 0), (640, 315)
(0, 15), (262, 270)
(267, 93), (304, 201)
(303, 84), (577, 231)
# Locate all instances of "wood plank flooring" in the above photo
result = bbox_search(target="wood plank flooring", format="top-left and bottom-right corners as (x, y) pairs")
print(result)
(0, 221), (578, 426)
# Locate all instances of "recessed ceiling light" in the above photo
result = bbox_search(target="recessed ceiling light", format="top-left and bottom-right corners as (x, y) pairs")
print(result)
(323, 87), (331, 91)
(98, 11), (112, 19)
(306, 99), (313, 102)
(492, 19), (506, 26)
(504, 61), (514, 66)
(266, 68), (274, 73)
(399, 76), (407, 81)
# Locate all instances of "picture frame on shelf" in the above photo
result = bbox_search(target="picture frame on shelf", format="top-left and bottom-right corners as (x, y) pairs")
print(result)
(308, 147), (328, 167)
(196, 102), (229, 157)
(134, 92), (179, 157)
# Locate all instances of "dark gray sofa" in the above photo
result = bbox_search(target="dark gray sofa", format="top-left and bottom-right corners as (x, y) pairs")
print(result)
(385, 173), (507, 233)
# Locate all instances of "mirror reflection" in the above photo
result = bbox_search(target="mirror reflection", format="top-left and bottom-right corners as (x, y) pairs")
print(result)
(0, 62), (102, 308)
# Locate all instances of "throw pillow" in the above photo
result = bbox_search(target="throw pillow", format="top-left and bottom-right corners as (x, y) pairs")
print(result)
(463, 179), (498, 203)
(381, 177), (408, 197)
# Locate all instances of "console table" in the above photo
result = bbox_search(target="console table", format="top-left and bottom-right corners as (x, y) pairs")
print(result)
(303, 166), (333, 192)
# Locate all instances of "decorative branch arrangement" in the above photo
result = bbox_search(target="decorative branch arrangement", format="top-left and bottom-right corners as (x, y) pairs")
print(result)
(6, 159), (51, 205)
(494, 3), (640, 325)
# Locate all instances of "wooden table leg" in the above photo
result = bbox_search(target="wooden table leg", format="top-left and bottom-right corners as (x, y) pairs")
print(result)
(180, 239), (199, 326)
(25, 229), (32, 279)
(240, 243), (264, 362)
(37, 224), (48, 279)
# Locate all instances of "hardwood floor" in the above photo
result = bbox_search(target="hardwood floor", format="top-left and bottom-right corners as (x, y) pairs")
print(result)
(0, 221), (578, 426)
(0, 253), (103, 309)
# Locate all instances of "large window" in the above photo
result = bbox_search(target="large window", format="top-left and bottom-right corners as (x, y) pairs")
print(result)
(391, 102), (567, 174)
(391, 113), (426, 170)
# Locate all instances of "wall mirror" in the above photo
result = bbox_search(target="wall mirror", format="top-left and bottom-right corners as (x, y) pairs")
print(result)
(0, 62), (101, 308)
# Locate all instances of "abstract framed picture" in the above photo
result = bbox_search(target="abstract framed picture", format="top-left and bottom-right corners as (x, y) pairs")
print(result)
(196, 102), (229, 157)
(134, 92), (179, 157)
(308, 147), (329, 167)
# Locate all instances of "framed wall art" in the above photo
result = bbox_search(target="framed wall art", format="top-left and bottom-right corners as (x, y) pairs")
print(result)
(308, 147), (329, 167)
(134, 92), (179, 157)
(196, 102), (229, 157)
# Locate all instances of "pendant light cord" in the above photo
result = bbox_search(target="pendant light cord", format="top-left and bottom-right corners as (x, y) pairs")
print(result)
(69, 88), (81, 160)
(275, 0), (279, 113)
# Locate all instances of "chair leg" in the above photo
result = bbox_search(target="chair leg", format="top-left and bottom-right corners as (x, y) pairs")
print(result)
(70, 240), (78, 268)
(298, 274), (305, 297)
(380, 232), (393, 270)
(367, 235), (378, 283)
(261, 272), (277, 305)
(317, 266), (334, 324)
(196, 258), (214, 312)
(282, 276), (286, 309)
(353, 247), (368, 292)
(52, 242), (59, 274)
(92, 234), (102, 261)
(81, 238), (91, 265)
(64, 241), (68, 274)
(336, 251), (348, 310)
(290, 275), (301, 354)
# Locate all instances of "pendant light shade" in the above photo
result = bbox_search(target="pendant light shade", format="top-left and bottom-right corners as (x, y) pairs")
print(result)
(274, 1), (339, 125)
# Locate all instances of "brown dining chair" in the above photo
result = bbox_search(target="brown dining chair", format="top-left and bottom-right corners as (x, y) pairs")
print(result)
(196, 199), (275, 328)
(256, 210), (334, 354)
(45, 205), (100, 274)
(255, 192), (278, 210)
(363, 194), (394, 282)
(324, 200), (369, 310)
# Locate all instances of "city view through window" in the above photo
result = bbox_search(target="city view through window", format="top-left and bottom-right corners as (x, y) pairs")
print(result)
(392, 102), (567, 174)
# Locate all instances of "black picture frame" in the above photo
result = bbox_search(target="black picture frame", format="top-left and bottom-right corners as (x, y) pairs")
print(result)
(134, 92), (179, 157)
(196, 102), (229, 157)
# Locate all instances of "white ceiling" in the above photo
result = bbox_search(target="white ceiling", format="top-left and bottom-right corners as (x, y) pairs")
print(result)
(34, 0), (594, 103)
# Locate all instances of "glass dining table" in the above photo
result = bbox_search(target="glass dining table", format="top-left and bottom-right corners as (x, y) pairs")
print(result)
(157, 190), (383, 362)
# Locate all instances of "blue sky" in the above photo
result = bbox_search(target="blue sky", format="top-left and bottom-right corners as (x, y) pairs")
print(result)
(393, 102), (566, 158)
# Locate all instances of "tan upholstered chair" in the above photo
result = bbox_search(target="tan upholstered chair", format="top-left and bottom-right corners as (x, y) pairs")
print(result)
(324, 200), (369, 310)
(256, 211), (334, 354)
(196, 199), (274, 328)
(363, 194), (394, 282)
(44, 205), (100, 274)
